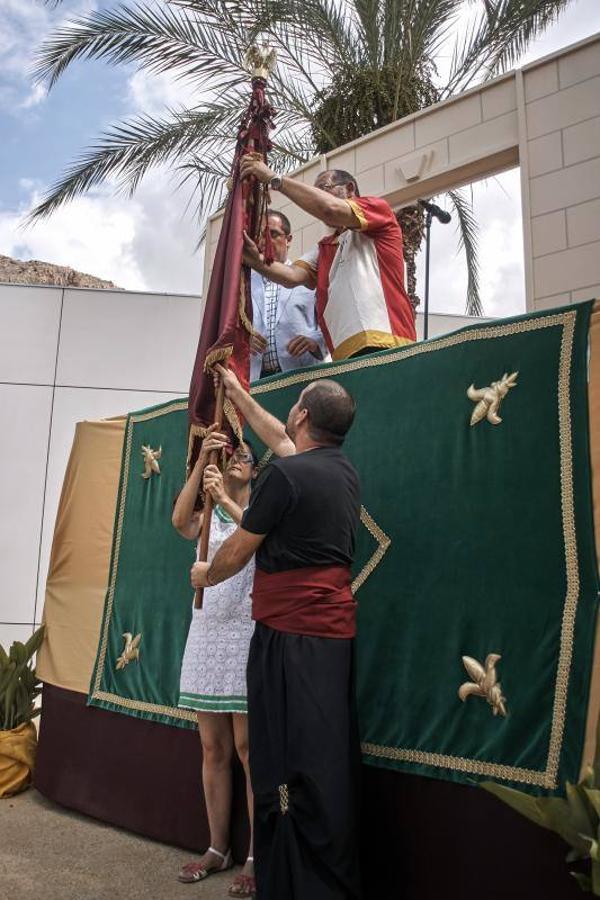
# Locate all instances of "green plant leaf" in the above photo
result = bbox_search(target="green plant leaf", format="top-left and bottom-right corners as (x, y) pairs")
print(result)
(481, 781), (554, 830)
(567, 783), (597, 838)
(571, 871), (592, 893)
(24, 625), (45, 659)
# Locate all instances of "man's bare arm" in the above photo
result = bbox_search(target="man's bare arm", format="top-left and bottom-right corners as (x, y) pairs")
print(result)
(190, 528), (265, 589)
(242, 231), (312, 287)
(215, 364), (296, 458)
(239, 157), (359, 229)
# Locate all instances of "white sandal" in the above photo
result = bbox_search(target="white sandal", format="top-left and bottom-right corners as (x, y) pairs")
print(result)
(177, 846), (233, 883)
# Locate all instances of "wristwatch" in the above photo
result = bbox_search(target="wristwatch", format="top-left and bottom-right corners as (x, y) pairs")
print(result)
(268, 174), (283, 191)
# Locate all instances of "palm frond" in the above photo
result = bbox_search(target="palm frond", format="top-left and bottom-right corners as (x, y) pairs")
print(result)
(447, 188), (483, 316)
(33, 2), (248, 91)
(445, 0), (571, 95)
(26, 101), (247, 223)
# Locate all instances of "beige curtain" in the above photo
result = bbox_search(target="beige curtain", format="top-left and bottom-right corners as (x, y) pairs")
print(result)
(581, 299), (600, 774)
(36, 418), (126, 694)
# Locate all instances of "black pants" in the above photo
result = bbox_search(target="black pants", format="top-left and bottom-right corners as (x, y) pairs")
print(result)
(247, 623), (362, 900)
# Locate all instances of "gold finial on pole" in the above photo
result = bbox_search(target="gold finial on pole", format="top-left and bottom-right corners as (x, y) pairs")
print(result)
(243, 39), (277, 79)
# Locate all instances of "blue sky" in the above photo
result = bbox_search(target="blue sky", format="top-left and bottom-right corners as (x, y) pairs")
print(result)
(1, 0), (599, 312)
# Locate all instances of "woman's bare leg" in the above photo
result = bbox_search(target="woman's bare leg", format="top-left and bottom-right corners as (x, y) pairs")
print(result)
(196, 712), (234, 865)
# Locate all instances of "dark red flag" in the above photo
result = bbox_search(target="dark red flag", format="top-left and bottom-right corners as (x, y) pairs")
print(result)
(188, 75), (275, 465)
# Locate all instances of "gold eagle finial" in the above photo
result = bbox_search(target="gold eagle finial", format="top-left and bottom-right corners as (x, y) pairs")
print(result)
(243, 40), (277, 79)
(467, 372), (518, 426)
(116, 632), (141, 670)
(141, 444), (162, 479)
(458, 653), (507, 717)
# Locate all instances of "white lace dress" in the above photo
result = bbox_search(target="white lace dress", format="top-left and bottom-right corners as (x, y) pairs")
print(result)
(178, 510), (255, 714)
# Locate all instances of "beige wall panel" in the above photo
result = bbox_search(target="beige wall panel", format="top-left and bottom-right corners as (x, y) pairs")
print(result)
(572, 285), (600, 303)
(524, 60), (559, 103)
(384, 139), (449, 194)
(531, 210), (567, 257)
(448, 111), (518, 165)
(558, 41), (600, 89)
(297, 220), (328, 256)
(534, 241), (600, 298)
(527, 131), (563, 178)
(563, 117), (600, 168)
(526, 75), (600, 140)
(415, 94), (481, 148)
(355, 164), (385, 197)
(355, 122), (415, 173)
(533, 292), (572, 310)
(566, 198), (600, 249)
(0, 285), (62, 386)
(529, 157), (600, 217)
(300, 161), (324, 183)
(326, 147), (356, 174)
(481, 79), (517, 120)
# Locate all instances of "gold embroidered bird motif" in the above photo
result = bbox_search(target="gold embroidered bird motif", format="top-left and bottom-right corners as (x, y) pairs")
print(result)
(141, 445), (162, 479)
(116, 632), (141, 670)
(467, 372), (518, 426)
(458, 653), (507, 717)
(243, 40), (277, 79)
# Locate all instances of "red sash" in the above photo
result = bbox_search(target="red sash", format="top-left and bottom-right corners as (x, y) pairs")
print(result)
(252, 565), (356, 639)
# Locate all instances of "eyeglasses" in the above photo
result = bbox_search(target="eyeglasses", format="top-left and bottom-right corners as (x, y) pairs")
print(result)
(231, 451), (254, 464)
(269, 228), (287, 239)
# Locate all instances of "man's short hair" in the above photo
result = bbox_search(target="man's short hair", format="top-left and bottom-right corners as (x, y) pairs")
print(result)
(326, 169), (360, 197)
(299, 379), (356, 446)
(268, 209), (291, 236)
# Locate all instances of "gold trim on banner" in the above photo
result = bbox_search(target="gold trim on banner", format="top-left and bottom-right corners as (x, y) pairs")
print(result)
(93, 691), (196, 723)
(252, 310), (579, 789)
(91, 401), (189, 710)
(352, 506), (391, 595)
(93, 312), (583, 784)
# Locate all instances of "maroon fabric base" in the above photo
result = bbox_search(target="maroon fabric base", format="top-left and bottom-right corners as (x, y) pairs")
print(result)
(360, 765), (584, 900)
(34, 683), (250, 859)
(36, 685), (584, 897)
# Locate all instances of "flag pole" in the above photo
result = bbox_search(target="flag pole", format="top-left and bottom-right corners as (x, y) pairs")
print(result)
(194, 365), (226, 609)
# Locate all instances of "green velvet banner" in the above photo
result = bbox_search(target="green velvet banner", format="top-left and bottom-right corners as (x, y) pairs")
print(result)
(90, 303), (599, 793)
(89, 400), (197, 728)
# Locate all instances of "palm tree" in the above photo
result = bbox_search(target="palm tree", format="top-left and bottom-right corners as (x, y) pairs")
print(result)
(33, 0), (572, 314)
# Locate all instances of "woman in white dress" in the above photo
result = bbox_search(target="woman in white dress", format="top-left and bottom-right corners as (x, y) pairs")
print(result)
(172, 426), (257, 897)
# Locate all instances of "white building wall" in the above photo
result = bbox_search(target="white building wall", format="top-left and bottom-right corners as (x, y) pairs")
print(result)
(0, 282), (202, 652)
(0, 282), (478, 649)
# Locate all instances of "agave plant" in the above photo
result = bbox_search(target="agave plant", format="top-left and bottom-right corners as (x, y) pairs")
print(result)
(0, 627), (45, 732)
(482, 729), (600, 895)
(33, 0), (573, 314)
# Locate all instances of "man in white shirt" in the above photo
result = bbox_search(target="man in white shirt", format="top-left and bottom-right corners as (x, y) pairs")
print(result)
(250, 210), (327, 380)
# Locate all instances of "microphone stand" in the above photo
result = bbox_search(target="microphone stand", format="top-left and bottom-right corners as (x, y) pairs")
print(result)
(423, 208), (433, 341)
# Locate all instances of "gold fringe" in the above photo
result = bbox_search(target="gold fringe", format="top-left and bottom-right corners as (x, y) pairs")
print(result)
(204, 344), (233, 374)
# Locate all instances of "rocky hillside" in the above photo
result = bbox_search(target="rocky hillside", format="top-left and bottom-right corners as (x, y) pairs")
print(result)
(0, 254), (119, 289)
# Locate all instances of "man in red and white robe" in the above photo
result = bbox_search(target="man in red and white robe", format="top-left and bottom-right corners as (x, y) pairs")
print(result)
(240, 161), (416, 361)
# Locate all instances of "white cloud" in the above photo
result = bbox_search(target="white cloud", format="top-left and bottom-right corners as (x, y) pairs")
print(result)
(416, 168), (525, 319)
(0, 0), (96, 113)
(127, 68), (199, 117)
(0, 174), (203, 294)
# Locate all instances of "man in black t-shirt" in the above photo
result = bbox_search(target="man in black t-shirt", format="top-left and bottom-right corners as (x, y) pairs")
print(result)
(191, 367), (361, 900)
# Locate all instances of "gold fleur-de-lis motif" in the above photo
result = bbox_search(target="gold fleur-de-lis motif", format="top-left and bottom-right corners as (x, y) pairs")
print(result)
(116, 632), (141, 670)
(467, 372), (518, 426)
(458, 654), (507, 717)
(141, 444), (162, 479)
